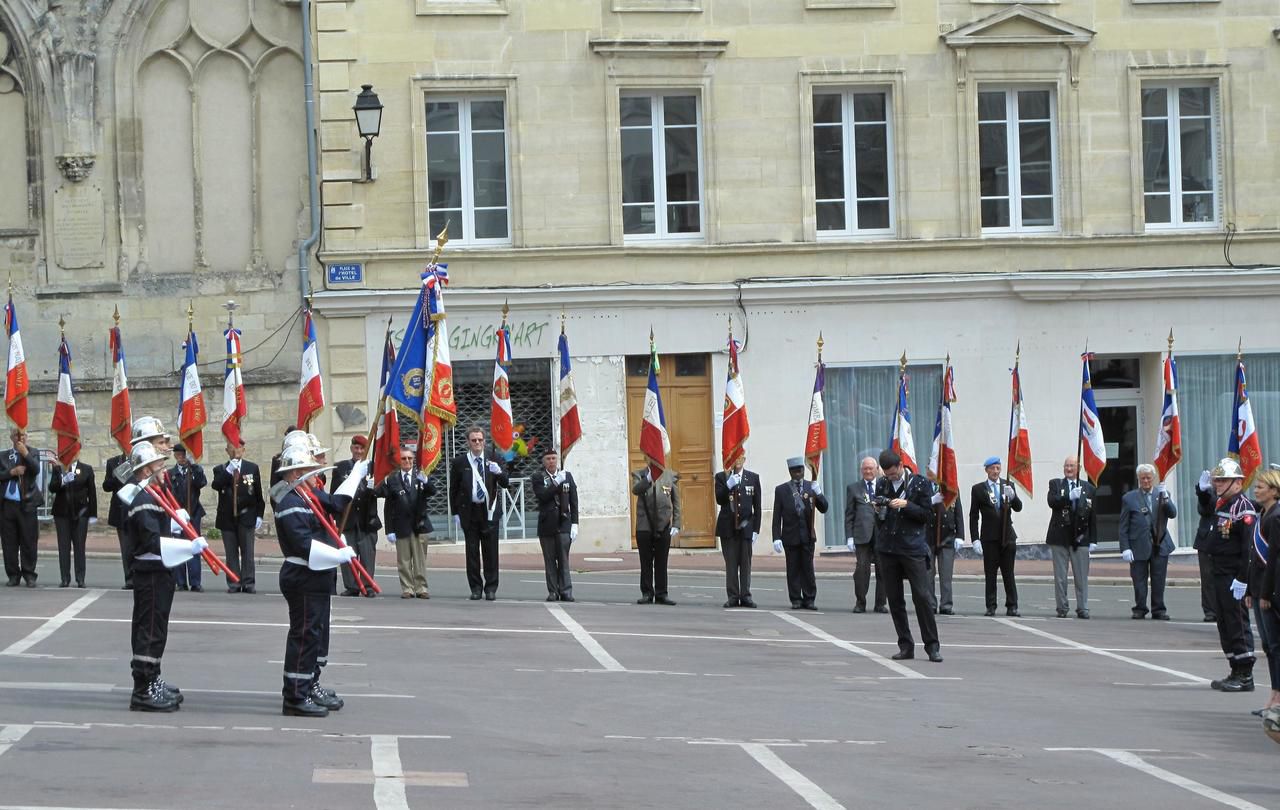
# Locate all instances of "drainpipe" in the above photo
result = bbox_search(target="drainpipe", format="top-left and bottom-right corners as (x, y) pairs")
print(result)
(297, 0), (321, 303)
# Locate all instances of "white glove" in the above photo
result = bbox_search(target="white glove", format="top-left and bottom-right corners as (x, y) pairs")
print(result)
(1121, 549), (1134, 563)
(350, 460), (370, 481)
(972, 540), (983, 557)
(1069, 487), (1081, 502)
(552, 470), (566, 485)
(670, 527), (679, 538)
(726, 473), (741, 489)
(1197, 470), (1212, 492)
(846, 538), (855, 551)
(752, 532), (759, 544)
(88, 516), (98, 525)
(931, 493), (943, 505)
(414, 470), (428, 484)
(453, 514), (462, 530)
(643, 468), (652, 481)
(570, 524), (579, 541)
(339, 546), (357, 563)
(487, 461), (503, 475)
(170, 519), (184, 536)
(191, 536), (209, 554)
(1231, 579), (1248, 600)
(1002, 485), (1015, 500)
(1155, 483), (1167, 497)
(176, 507), (191, 524)
(773, 539), (783, 554)
(254, 517), (263, 532)
(953, 538), (963, 552)
(228, 459), (241, 473)
(62, 472), (75, 484)
(386, 533), (397, 544)
(1089, 543), (1098, 553)
(811, 481), (823, 497)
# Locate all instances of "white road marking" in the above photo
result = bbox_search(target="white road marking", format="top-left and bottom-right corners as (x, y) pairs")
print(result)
(521, 578), (783, 593)
(0, 724), (33, 758)
(772, 611), (928, 679)
(995, 618), (1210, 684)
(0, 806), (176, 810)
(1, 590), (105, 656)
(369, 734), (410, 810)
(0, 682), (413, 699)
(736, 742), (847, 810)
(1047, 748), (1270, 810)
(546, 603), (626, 671)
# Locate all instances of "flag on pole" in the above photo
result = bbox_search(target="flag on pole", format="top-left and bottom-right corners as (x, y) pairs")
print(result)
(490, 314), (514, 454)
(639, 331), (671, 480)
(1007, 358), (1034, 495)
(372, 328), (401, 486)
(721, 327), (749, 470)
(1153, 350), (1182, 481)
(1079, 353), (1107, 485)
(177, 329), (207, 461)
(1229, 356), (1262, 487)
(108, 314), (132, 454)
(296, 308), (325, 430)
(927, 361), (959, 507)
(221, 326), (247, 446)
(804, 341), (828, 481)
(384, 271), (434, 425)
(890, 361), (917, 474)
(51, 333), (81, 467)
(3, 294), (28, 429)
(418, 266), (455, 475)
(557, 324), (583, 461)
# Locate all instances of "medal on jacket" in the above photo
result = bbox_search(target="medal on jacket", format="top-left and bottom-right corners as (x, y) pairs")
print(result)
(1219, 517), (1232, 538)
(243, 474), (255, 487)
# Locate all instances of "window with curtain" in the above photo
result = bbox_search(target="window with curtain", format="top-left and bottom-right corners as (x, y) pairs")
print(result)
(819, 364), (943, 545)
(1173, 353), (1280, 547)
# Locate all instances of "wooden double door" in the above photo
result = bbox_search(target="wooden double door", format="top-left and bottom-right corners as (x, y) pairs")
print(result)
(624, 353), (715, 548)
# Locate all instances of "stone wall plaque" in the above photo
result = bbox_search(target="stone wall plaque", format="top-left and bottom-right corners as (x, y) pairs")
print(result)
(53, 182), (106, 269)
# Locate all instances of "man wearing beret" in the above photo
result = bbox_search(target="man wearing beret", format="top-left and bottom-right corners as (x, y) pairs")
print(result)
(970, 456), (1023, 617)
(772, 457), (828, 609)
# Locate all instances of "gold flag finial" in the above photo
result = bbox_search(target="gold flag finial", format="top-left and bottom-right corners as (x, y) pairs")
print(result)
(1237, 337), (1243, 361)
(1167, 329), (1174, 353)
(560, 306), (566, 335)
(430, 223), (450, 266)
(58, 315), (66, 337)
(112, 305), (120, 327)
(501, 299), (509, 323)
(816, 332), (824, 361)
(899, 351), (908, 373)
(186, 300), (194, 328)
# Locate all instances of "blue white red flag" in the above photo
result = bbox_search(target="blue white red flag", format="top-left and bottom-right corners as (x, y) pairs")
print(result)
(1008, 360), (1034, 496)
(927, 362), (959, 507)
(558, 326), (583, 461)
(3, 295), (27, 429)
(890, 367), (917, 474)
(721, 329), (749, 470)
(804, 359), (827, 480)
(1229, 358), (1262, 487)
(51, 336), (81, 466)
(639, 332), (670, 480)
(108, 317), (132, 453)
(221, 327), (247, 446)
(296, 309), (325, 430)
(1079, 354), (1107, 485)
(1153, 352), (1182, 481)
(177, 330), (207, 461)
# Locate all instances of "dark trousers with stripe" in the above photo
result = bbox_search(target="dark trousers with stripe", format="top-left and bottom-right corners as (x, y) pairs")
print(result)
(130, 567), (175, 688)
(282, 587), (330, 701)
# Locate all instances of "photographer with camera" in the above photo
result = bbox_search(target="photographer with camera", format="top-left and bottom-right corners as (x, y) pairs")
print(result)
(873, 449), (942, 663)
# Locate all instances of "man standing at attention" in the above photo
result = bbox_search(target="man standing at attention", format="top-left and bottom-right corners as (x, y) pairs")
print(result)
(211, 439), (265, 594)
(632, 464), (681, 605)
(331, 435), (380, 597)
(773, 457), (827, 610)
(532, 448), (579, 602)
(845, 455), (886, 614)
(1045, 456), (1097, 618)
(970, 456), (1023, 617)
(1118, 463), (1176, 620)
(714, 452), (761, 608)
(450, 426), (510, 601)
(0, 428), (40, 588)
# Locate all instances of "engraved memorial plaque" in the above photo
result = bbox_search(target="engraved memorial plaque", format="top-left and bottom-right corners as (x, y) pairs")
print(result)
(53, 183), (106, 269)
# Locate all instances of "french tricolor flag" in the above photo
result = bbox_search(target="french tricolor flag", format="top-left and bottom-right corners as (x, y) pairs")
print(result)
(890, 365), (917, 474)
(639, 331), (670, 480)
(490, 320), (514, 453)
(222, 327), (247, 446)
(51, 334), (81, 466)
(108, 316), (132, 453)
(178, 330), (207, 461)
(3, 294), (28, 430)
(296, 308), (325, 430)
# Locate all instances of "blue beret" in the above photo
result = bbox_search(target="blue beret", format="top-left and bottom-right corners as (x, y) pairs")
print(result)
(983, 456), (1001, 468)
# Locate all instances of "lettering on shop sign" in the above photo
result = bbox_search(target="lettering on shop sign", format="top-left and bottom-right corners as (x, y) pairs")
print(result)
(450, 321), (550, 352)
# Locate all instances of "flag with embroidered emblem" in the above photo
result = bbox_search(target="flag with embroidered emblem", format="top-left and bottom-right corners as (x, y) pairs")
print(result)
(890, 359), (917, 474)
(1007, 353), (1034, 496)
(1228, 355), (1262, 488)
(804, 341), (828, 481)
(490, 311), (514, 454)
(639, 330), (670, 480)
(418, 265), (455, 475)
(721, 325), (749, 470)
(221, 326), (247, 446)
(372, 328), (401, 486)
(177, 328), (207, 462)
(1153, 348), (1182, 482)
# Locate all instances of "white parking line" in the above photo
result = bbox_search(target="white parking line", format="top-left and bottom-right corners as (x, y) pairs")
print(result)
(521, 578), (783, 593)
(0, 724), (33, 758)
(772, 611), (927, 679)
(545, 603), (626, 671)
(0, 681), (414, 699)
(1047, 748), (1269, 810)
(370, 734), (410, 810)
(1, 590), (105, 656)
(735, 743), (847, 810)
(995, 618), (1210, 684)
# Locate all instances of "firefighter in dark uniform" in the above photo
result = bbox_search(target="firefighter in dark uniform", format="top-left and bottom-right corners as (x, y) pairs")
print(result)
(273, 445), (357, 717)
(1205, 457), (1257, 693)
(122, 440), (207, 712)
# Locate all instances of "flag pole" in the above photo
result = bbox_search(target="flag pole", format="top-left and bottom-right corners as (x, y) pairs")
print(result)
(934, 352), (948, 552)
(1075, 339), (1088, 477)
(1001, 341), (1020, 553)
(811, 332), (823, 482)
(1161, 329), (1174, 482)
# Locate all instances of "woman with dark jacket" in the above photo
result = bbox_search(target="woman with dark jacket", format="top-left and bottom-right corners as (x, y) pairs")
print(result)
(49, 460), (97, 587)
(1249, 469), (1280, 716)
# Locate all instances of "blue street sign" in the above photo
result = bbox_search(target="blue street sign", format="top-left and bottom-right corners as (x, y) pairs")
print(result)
(328, 263), (363, 284)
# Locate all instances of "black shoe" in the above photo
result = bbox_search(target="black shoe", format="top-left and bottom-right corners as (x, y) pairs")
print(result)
(791, 601), (802, 609)
(341, 589), (360, 597)
(740, 599), (756, 609)
(1211, 670), (1234, 691)
(1131, 611), (1146, 620)
(176, 584), (188, 591)
(59, 580), (70, 588)
(561, 595), (575, 602)
(484, 592), (496, 601)
(927, 648), (943, 663)
(723, 600), (739, 608)
(939, 607), (954, 615)
(130, 682), (179, 713)
(801, 603), (817, 610)
(156, 679), (184, 705)
(1077, 610), (1090, 619)
(364, 590), (377, 598)
(23, 576), (35, 588)
(852, 605), (866, 614)
(4, 577), (17, 587)
(874, 606), (889, 614)
(1056, 610), (1068, 618)
(282, 697), (329, 717)
(1152, 612), (1170, 621)
(310, 683), (343, 711)
(1203, 615), (1216, 622)
(1220, 671), (1255, 693)
(228, 586), (241, 594)
(984, 608), (996, 617)
(891, 650), (915, 661)
(637, 596), (654, 605)
(655, 597), (676, 606)
(1006, 608), (1021, 617)
(189, 585), (201, 592)
(241, 586), (256, 594)
(470, 592), (482, 600)
(547, 594), (559, 602)
(122, 583), (133, 590)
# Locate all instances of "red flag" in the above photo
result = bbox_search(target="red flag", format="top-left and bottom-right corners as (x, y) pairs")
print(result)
(178, 330), (207, 461)
(51, 335), (81, 466)
(927, 361), (959, 507)
(639, 333), (670, 479)
(803, 357), (827, 480)
(221, 327), (247, 446)
(1152, 352), (1181, 481)
(371, 330), (400, 486)
(1229, 358), (1262, 487)
(721, 329), (749, 470)
(418, 267), (456, 475)
(296, 309), (325, 430)
(3, 294), (28, 430)
(108, 316), (132, 453)
(1007, 359), (1034, 496)
(490, 319), (514, 453)
(890, 365), (917, 474)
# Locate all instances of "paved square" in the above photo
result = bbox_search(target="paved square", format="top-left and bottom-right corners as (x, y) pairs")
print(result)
(0, 561), (1275, 809)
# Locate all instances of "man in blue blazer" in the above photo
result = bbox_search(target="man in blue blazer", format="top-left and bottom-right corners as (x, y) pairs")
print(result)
(1118, 463), (1177, 619)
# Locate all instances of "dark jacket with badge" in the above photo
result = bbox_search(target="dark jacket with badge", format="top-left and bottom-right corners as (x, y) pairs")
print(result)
(926, 492), (965, 550)
(0, 443), (40, 510)
(49, 462), (97, 520)
(714, 469), (761, 540)
(873, 473), (933, 557)
(771, 479), (827, 547)
(532, 469), (579, 537)
(1206, 491), (1255, 581)
(125, 488), (169, 575)
(376, 470), (434, 538)
(211, 459), (265, 530)
(168, 462), (207, 524)
(1118, 487), (1176, 560)
(449, 451), (512, 528)
(331, 458), (381, 534)
(970, 478), (1023, 548)
(1045, 477), (1096, 547)
(1193, 485), (1217, 551)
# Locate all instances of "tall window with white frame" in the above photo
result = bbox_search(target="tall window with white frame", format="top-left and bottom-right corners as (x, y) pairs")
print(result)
(620, 92), (703, 241)
(977, 88), (1057, 233)
(425, 96), (511, 244)
(1141, 84), (1218, 229)
(813, 89), (894, 237)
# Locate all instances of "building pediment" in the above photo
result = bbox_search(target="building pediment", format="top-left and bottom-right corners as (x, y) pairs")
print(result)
(943, 4), (1095, 49)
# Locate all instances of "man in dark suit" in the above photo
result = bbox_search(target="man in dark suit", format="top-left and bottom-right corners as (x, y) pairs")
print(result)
(169, 443), (208, 592)
(715, 453), (761, 608)
(1046, 456), (1097, 618)
(103, 451), (132, 588)
(772, 456), (828, 610)
(1118, 463), (1177, 620)
(449, 425), (510, 600)
(926, 483), (964, 615)
(211, 439), (265, 593)
(332, 435), (381, 597)
(532, 448), (579, 602)
(0, 428), (40, 587)
(970, 456), (1023, 617)
(844, 455), (886, 613)
(49, 458), (96, 588)
(377, 444), (434, 599)
(873, 449), (942, 663)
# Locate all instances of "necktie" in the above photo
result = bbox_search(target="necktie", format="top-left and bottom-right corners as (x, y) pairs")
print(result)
(403, 471), (410, 489)
(865, 480), (873, 499)
(992, 481), (1001, 513)
(792, 481), (804, 514)
(473, 457), (485, 503)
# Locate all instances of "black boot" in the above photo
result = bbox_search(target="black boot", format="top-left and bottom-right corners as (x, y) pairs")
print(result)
(310, 682), (344, 711)
(1211, 664), (1237, 691)
(156, 679), (184, 705)
(1219, 662), (1255, 693)
(282, 696), (329, 717)
(130, 681), (179, 712)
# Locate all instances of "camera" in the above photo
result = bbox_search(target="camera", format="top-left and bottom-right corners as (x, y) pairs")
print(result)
(874, 496), (891, 508)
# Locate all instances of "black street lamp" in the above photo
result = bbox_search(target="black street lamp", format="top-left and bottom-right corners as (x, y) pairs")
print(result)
(353, 84), (384, 182)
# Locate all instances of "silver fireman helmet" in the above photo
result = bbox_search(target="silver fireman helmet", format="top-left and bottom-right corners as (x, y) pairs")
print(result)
(306, 433), (329, 457)
(276, 445), (321, 473)
(130, 440), (165, 471)
(1212, 458), (1245, 480)
(131, 416), (169, 445)
(282, 429), (309, 451)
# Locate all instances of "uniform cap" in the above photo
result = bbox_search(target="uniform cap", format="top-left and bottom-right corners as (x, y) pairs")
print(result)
(350, 435), (368, 448)
(983, 456), (1001, 468)
(786, 456), (805, 469)
(130, 441), (165, 470)
(131, 416), (169, 445)
(277, 446), (321, 473)
(1212, 458), (1244, 479)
